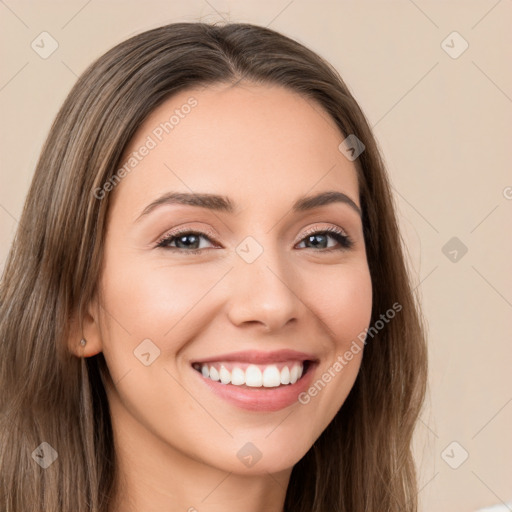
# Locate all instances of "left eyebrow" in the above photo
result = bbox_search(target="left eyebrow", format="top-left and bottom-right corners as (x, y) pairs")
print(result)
(293, 190), (361, 217)
(134, 189), (362, 223)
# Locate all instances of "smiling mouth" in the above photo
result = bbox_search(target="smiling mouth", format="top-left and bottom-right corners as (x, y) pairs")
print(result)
(192, 360), (313, 388)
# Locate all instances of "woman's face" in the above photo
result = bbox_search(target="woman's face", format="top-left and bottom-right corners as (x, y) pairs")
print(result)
(91, 82), (372, 475)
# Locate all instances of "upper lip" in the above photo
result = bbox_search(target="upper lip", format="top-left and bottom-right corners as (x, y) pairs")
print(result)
(191, 349), (318, 365)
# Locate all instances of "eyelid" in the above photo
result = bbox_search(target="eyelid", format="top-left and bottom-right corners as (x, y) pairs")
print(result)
(297, 224), (349, 243)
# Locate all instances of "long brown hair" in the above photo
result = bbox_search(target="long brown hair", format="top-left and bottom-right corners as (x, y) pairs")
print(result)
(0, 21), (428, 511)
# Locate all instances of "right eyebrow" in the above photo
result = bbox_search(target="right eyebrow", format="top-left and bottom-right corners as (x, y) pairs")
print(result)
(135, 192), (236, 222)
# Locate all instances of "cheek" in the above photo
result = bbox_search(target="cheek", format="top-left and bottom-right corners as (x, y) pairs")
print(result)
(97, 255), (229, 378)
(292, 263), (372, 427)
(96, 257), (223, 433)
(306, 263), (373, 349)
(101, 256), (225, 336)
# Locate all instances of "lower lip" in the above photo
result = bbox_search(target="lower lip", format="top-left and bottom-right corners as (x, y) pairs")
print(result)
(192, 362), (317, 412)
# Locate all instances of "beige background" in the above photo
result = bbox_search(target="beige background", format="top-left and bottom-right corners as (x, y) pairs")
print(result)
(1, 1), (511, 510)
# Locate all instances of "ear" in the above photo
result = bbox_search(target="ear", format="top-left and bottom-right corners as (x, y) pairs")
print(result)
(67, 295), (103, 358)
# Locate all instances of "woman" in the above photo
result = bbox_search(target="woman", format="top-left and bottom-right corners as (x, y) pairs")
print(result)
(0, 21), (428, 511)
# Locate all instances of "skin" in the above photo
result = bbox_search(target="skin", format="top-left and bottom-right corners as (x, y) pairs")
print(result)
(71, 82), (373, 512)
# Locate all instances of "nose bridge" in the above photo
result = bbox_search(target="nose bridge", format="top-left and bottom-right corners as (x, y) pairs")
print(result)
(226, 236), (303, 330)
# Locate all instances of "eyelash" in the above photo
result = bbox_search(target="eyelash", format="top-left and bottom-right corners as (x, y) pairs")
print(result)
(155, 226), (354, 255)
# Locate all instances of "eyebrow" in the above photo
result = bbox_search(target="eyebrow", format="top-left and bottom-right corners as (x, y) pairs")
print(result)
(135, 190), (362, 222)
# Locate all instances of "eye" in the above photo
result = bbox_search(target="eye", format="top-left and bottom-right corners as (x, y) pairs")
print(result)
(296, 226), (353, 252)
(155, 229), (218, 254)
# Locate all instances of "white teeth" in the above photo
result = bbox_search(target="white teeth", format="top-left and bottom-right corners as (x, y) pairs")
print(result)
(197, 362), (305, 388)
(290, 364), (302, 384)
(262, 365), (281, 387)
(245, 365), (262, 387)
(231, 367), (245, 386)
(219, 365), (231, 384)
(280, 366), (290, 385)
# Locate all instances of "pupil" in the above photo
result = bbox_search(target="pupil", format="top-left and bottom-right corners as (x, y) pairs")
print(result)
(308, 234), (326, 248)
(178, 234), (199, 249)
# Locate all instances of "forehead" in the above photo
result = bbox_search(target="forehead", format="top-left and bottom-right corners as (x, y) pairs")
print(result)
(112, 82), (360, 216)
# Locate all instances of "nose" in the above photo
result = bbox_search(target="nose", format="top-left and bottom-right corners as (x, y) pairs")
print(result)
(226, 245), (305, 333)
